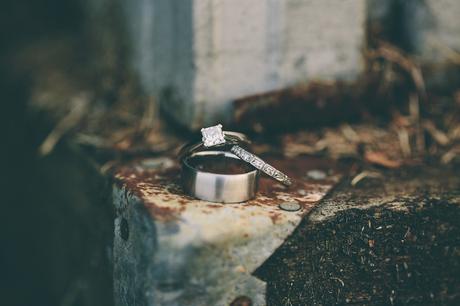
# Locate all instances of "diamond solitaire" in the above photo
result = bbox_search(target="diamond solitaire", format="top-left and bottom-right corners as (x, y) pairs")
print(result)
(201, 124), (226, 147)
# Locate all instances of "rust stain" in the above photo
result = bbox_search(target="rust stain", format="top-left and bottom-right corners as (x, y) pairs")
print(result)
(112, 155), (345, 222)
(114, 161), (184, 221)
(207, 204), (223, 209)
(269, 212), (282, 224)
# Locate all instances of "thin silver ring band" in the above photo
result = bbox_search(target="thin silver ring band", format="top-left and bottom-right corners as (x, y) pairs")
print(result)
(183, 125), (293, 186)
(229, 145), (292, 186)
(181, 150), (259, 203)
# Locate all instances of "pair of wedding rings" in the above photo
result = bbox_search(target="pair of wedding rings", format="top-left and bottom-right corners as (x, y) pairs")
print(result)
(179, 124), (292, 203)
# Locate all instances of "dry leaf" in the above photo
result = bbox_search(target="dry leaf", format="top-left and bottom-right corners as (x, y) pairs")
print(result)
(365, 151), (402, 169)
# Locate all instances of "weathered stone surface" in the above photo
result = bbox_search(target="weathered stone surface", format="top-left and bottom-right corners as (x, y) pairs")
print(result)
(112, 156), (343, 305)
(118, 0), (366, 129)
(256, 166), (460, 305)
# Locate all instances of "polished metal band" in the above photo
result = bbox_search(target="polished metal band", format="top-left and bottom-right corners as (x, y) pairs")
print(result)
(181, 151), (259, 203)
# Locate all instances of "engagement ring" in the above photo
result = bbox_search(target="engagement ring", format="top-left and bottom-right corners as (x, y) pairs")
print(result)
(180, 124), (292, 186)
(201, 124), (292, 186)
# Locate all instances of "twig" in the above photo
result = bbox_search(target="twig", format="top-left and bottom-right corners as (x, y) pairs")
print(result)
(398, 127), (411, 158)
(368, 42), (426, 101)
(38, 95), (89, 156)
(448, 124), (460, 141)
(139, 96), (157, 131)
(330, 276), (345, 287)
(423, 120), (450, 146)
(351, 171), (382, 186)
(441, 145), (460, 164)
(409, 94), (425, 155)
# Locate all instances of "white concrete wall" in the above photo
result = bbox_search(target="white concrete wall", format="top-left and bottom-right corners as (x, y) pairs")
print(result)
(121, 0), (366, 130)
(86, 0), (460, 129)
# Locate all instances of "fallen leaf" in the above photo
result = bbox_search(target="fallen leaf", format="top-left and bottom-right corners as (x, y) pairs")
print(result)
(365, 151), (402, 169)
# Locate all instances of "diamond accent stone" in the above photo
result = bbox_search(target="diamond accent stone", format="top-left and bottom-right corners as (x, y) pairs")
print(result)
(201, 124), (226, 147)
(262, 164), (276, 176)
(230, 144), (293, 186)
(242, 153), (252, 161)
(251, 158), (264, 168)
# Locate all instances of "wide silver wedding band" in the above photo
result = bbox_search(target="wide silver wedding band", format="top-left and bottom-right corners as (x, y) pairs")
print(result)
(181, 151), (259, 203)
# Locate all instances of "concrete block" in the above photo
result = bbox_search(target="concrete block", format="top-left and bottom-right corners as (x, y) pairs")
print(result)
(120, 0), (366, 129)
(112, 156), (343, 305)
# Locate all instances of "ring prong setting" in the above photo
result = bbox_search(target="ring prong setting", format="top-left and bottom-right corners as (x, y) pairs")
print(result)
(201, 124), (226, 147)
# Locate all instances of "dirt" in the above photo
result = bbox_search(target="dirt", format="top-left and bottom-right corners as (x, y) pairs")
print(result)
(255, 166), (460, 305)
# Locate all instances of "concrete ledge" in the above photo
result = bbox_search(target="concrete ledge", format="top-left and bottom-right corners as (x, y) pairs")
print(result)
(112, 156), (343, 305)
